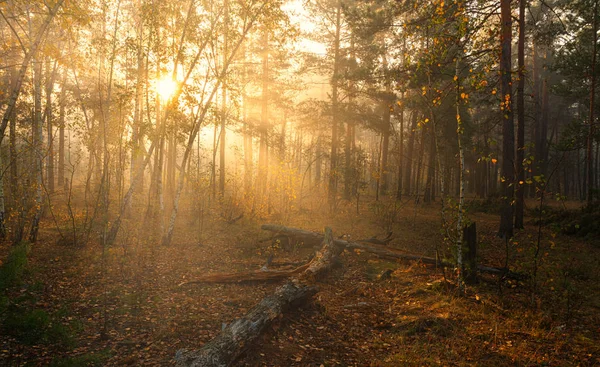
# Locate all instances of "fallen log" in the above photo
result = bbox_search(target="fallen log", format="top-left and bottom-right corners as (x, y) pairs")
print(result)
(178, 261), (313, 286)
(175, 227), (341, 367)
(260, 224), (526, 280)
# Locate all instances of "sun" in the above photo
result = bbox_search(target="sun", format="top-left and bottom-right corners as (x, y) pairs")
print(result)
(156, 76), (177, 102)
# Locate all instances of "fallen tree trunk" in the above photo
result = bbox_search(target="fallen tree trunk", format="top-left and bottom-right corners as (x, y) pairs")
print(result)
(175, 227), (341, 367)
(178, 261), (313, 286)
(260, 224), (526, 279)
(175, 281), (316, 367)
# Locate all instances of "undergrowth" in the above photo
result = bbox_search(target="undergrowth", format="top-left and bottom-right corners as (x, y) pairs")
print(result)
(0, 242), (78, 348)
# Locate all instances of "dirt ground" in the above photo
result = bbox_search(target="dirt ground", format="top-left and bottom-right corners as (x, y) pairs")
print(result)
(1, 197), (599, 366)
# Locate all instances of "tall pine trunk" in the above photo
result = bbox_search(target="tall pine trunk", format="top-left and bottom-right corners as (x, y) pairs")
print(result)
(328, 0), (342, 211)
(515, 0), (526, 229)
(45, 57), (57, 194)
(498, 0), (515, 239)
(58, 69), (66, 189)
(380, 53), (391, 195)
(258, 28), (269, 196)
(29, 58), (44, 243)
(404, 111), (417, 196)
(588, 0), (598, 205)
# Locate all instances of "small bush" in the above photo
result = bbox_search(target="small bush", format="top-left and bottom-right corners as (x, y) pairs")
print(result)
(467, 193), (503, 214)
(3, 306), (74, 347)
(0, 242), (30, 291)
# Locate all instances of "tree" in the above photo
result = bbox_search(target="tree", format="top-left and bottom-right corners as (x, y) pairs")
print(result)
(498, 0), (515, 239)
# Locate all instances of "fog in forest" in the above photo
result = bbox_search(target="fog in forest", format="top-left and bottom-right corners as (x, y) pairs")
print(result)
(1, 0), (599, 365)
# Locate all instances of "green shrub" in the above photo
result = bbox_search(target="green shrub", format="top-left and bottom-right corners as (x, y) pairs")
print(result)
(3, 307), (74, 346)
(0, 242), (30, 292)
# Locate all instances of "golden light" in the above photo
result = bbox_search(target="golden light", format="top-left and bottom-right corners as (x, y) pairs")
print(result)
(156, 76), (177, 102)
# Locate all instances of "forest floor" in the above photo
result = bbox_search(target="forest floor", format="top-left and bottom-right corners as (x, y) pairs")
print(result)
(0, 195), (599, 366)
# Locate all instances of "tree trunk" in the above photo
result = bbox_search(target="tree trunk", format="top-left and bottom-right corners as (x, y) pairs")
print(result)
(424, 125), (436, 203)
(515, 0), (526, 229)
(380, 53), (392, 195)
(45, 57), (57, 194)
(219, 0), (229, 196)
(414, 126), (425, 201)
(328, 0), (342, 211)
(344, 40), (355, 201)
(498, 0), (515, 239)
(455, 56), (465, 288)
(403, 111), (417, 196)
(315, 135), (322, 186)
(29, 58), (44, 243)
(0, 153), (6, 238)
(58, 69), (67, 189)
(588, 0), (598, 205)
(396, 93), (405, 201)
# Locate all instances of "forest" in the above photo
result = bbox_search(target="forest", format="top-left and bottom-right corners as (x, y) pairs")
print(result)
(0, 0), (599, 365)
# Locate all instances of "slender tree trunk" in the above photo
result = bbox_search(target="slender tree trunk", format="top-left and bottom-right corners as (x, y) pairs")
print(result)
(415, 127), (425, 201)
(404, 111), (417, 196)
(0, 153), (5, 239)
(539, 77), (549, 178)
(219, 0), (229, 196)
(280, 113), (287, 161)
(343, 40), (355, 201)
(455, 56), (465, 289)
(315, 134), (322, 186)
(259, 28), (269, 196)
(29, 58), (44, 243)
(45, 57), (57, 194)
(588, 0), (598, 205)
(9, 84), (18, 206)
(380, 53), (392, 195)
(498, 0), (515, 239)
(58, 69), (66, 189)
(242, 46), (253, 195)
(515, 0), (526, 229)
(424, 126), (436, 203)
(396, 94), (404, 201)
(328, 0), (342, 211)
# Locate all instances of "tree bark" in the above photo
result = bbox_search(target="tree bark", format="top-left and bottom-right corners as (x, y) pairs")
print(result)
(380, 53), (392, 195)
(58, 69), (67, 189)
(258, 28), (269, 196)
(588, 0), (598, 205)
(498, 0), (515, 239)
(396, 96), (404, 201)
(404, 111), (417, 196)
(328, 0), (342, 211)
(515, 0), (526, 229)
(219, 0), (229, 196)
(29, 58), (44, 243)
(45, 57), (57, 194)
